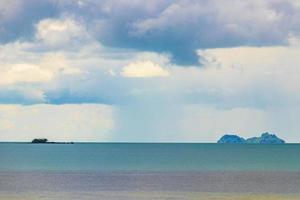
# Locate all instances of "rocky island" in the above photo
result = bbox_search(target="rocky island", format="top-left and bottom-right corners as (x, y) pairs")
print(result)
(31, 138), (74, 144)
(217, 132), (285, 144)
(31, 138), (49, 143)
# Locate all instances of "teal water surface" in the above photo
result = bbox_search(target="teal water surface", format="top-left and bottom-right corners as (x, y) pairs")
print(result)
(0, 143), (300, 172)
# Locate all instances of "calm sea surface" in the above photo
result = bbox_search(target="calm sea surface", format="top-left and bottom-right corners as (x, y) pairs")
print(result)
(1, 143), (300, 199)
(0, 143), (300, 172)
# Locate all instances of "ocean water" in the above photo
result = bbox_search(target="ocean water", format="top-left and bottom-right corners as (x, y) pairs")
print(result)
(1, 143), (300, 199)
(0, 143), (300, 171)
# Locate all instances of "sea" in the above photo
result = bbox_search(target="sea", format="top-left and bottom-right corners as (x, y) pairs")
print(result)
(1, 143), (300, 199)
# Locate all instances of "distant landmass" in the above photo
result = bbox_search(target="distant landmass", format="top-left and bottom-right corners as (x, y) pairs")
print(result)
(31, 138), (74, 144)
(217, 132), (285, 144)
(31, 138), (48, 143)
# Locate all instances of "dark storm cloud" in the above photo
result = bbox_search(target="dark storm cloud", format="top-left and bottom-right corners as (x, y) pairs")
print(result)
(0, 0), (59, 43)
(1, 0), (300, 65)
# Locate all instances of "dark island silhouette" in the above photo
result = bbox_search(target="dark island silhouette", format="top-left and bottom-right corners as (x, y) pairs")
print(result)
(31, 138), (74, 144)
(218, 132), (285, 144)
(31, 138), (48, 143)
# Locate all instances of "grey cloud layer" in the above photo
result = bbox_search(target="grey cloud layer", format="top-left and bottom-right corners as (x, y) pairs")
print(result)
(1, 0), (300, 65)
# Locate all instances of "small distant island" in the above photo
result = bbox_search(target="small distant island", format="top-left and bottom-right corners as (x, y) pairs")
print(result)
(217, 132), (285, 144)
(31, 138), (74, 144)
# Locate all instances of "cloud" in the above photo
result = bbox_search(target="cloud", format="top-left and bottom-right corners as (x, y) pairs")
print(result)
(0, 63), (52, 84)
(0, 17), (84, 88)
(0, 104), (115, 141)
(36, 17), (90, 47)
(2, 0), (300, 65)
(2, 32), (299, 108)
(2, 12), (300, 109)
(83, 0), (300, 65)
(121, 61), (170, 78)
(0, 0), (58, 43)
(0, 49), (81, 86)
(186, 38), (300, 108)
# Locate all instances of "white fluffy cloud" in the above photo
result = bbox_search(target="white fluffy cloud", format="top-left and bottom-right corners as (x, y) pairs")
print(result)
(0, 104), (115, 141)
(0, 49), (81, 86)
(36, 17), (90, 47)
(121, 61), (170, 78)
(0, 17), (84, 89)
(0, 63), (52, 84)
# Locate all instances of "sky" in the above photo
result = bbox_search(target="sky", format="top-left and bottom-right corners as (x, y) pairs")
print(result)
(0, 0), (300, 142)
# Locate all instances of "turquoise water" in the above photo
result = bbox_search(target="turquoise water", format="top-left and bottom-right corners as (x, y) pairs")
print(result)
(1, 143), (300, 172)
